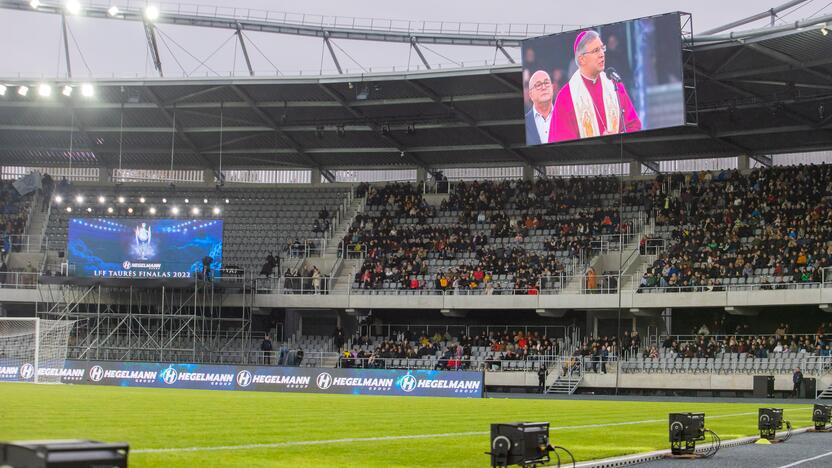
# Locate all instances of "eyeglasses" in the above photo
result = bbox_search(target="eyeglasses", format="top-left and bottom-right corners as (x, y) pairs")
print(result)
(531, 79), (552, 91)
(581, 45), (607, 56)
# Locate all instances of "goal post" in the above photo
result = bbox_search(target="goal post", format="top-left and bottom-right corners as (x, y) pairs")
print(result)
(0, 318), (75, 384)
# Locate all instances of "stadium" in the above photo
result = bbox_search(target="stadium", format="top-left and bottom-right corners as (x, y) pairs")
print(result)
(2, 0), (832, 466)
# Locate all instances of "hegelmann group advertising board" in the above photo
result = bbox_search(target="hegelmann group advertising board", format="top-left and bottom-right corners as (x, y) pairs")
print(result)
(6, 360), (483, 398)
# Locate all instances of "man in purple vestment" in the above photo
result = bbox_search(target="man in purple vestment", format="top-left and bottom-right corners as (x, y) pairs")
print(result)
(549, 30), (641, 143)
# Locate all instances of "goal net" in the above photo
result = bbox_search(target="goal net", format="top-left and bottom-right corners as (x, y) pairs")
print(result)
(0, 318), (75, 383)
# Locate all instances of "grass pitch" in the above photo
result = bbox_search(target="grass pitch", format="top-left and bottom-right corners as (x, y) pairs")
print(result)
(0, 383), (814, 467)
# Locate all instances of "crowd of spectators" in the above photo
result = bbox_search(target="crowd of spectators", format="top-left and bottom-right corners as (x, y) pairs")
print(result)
(341, 329), (562, 370)
(0, 180), (33, 256)
(639, 165), (832, 292)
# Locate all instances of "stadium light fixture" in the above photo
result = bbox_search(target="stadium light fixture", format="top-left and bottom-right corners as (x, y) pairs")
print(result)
(823, 27), (829, 36)
(224, 198), (230, 204)
(184, 198), (189, 204)
(97, 195), (105, 204)
(18, 86), (29, 97)
(80, 83), (94, 97)
(149, 206), (157, 215)
(212, 207), (220, 215)
(107, 5), (119, 16)
(144, 5), (160, 21)
(65, 0), (82, 15)
(191, 207), (200, 216)
(62, 85), (72, 97)
(107, 207), (113, 214)
(161, 198), (167, 203)
(171, 206), (179, 215)
(86, 207), (92, 213)
(29, 0), (40, 9)
(66, 206), (72, 213)
(127, 207), (134, 214)
(117, 196), (125, 204)
(203, 198), (208, 204)
(54, 195), (63, 204)
(0, 85), (6, 96)
(139, 197), (146, 203)
(37, 83), (51, 97)
(75, 195), (84, 204)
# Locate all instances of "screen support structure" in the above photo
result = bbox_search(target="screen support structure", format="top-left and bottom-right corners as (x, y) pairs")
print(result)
(681, 12), (699, 127)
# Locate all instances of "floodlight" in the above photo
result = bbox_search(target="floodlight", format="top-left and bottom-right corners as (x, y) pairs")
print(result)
(171, 206), (179, 215)
(668, 413), (720, 458)
(758, 408), (790, 441)
(80, 83), (94, 97)
(75, 195), (84, 204)
(29, 0), (40, 9)
(86, 207), (92, 213)
(224, 198), (229, 204)
(66, 206), (72, 213)
(62, 85), (73, 97)
(144, 5), (159, 21)
(117, 196), (125, 204)
(191, 207), (200, 215)
(823, 27), (829, 36)
(161, 198), (167, 203)
(54, 195), (63, 204)
(184, 198), (189, 204)
(203, 198), (208, 204)
(18, 86), (29, 97)
(813, 404), (832, 430)
(0, 85), (6, 96)
(139, 197), (145, 203)
(37, 83), (52, 97)
(107, 5), (119, 16)
(212, 207), (220, 215)
(97, 195), (105, 204)
(65, 0), (81, 15)
(149, 207), (157, 215)
(107, 207), (113, 214)
(127, 207), (133, 214)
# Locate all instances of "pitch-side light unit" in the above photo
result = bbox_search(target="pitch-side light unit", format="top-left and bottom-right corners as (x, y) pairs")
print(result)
(65, 0), (82, 15)
(0, 85), (7, 96)
(80, 83), (94, 97)
(144, 5), (160, 21)
(18, 86), (29, 97)
(107, 5), (120, 16)
(62, 85), (73, 97)
(37, 83), (51, 97)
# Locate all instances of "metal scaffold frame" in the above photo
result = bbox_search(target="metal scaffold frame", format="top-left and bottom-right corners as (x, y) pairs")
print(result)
(35, 278), (254, 364)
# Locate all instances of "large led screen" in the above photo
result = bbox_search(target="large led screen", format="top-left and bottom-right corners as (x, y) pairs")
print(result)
(67, 218), (223, 279)
(522, 12), (685, 145)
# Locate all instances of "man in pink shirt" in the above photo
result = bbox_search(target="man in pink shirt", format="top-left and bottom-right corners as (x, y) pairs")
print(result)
(549, 30), (641, 143)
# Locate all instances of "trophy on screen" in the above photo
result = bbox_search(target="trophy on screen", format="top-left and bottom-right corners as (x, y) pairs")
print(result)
(135, 222), (152, 260)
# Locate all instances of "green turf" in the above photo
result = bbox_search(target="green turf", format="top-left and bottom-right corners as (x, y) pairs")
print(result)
(0, 383), (814, 467)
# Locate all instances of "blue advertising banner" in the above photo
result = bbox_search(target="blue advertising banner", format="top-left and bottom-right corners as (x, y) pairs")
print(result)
(67, 218), (223, 279)
(24, 360), (483, 398)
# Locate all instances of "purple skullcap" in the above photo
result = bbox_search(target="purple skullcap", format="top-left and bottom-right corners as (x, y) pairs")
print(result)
(574, 31), (589, 54)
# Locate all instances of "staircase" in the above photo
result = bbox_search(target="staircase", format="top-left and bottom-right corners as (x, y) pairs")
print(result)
(325, 196), (365, 257)
(545, 368), (583, 395)
(818, 383), (832, 399)
(24, 194), (51, 251)
(331, 258), (362, 293)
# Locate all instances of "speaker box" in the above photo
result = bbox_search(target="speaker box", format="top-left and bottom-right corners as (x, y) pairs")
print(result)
(0, 440), (128, 468)
(753, 375), (774, 398)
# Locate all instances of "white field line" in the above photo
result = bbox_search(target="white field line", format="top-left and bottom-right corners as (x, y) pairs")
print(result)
(777, 450), (832, 468)
(132, 407), (813, 455)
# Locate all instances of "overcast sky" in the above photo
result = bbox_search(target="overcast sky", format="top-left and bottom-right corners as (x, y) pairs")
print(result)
(0, 0), (826, 79)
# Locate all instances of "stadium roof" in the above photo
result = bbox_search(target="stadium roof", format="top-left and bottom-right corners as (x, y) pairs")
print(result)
(1, 11), (831, 173)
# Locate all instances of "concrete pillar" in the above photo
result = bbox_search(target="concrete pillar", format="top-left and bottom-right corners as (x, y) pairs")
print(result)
(99, 168), (113, 184)
(662, 307), (672, 335)
(311, 168), (322, 185)
(629, 161), (641, 176)
(416, 167), (427, 184)
(522, 164), (535, 181)
(737, 155), (750, 170)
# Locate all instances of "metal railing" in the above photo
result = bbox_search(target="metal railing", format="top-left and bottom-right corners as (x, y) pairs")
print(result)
(355, 324), (570, 341)
(256, 275), (336, 295)
(619, 354), (832, 376)
(285, 239), (327, 258)
(6, 234), (48, 253)
(0, 271), (40, 289)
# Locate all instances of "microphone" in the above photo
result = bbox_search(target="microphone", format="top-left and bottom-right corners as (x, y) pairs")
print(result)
(605, 68), (622, 83)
